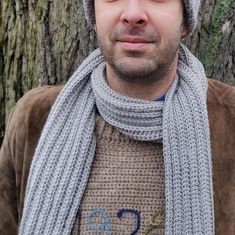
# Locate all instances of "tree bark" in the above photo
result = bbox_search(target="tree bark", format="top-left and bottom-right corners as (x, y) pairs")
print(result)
(0, 0), (96, 144)
(185, 0), (235, 85)
(0, 0), (234, 145)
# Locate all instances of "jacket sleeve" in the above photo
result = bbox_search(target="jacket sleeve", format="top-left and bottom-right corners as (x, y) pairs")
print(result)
(0, 107), (18, 235)
(0, 85), (62, 235)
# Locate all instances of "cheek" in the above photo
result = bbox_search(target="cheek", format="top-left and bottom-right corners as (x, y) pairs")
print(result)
(149, 13), (184, 41)
(95, 2), (120, 34)
(95, 14), (117, 41)
(147, 4), (184, 33)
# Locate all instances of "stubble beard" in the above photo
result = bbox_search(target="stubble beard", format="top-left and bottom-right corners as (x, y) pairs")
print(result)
(97, 28), (181, 84)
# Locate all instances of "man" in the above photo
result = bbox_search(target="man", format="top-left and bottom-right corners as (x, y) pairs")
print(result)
(0, 0), (235, 234)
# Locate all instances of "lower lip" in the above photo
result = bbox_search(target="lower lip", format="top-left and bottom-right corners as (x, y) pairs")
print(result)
(118, 41), (151, 50)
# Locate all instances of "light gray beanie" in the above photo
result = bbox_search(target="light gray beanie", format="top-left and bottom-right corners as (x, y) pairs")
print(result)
(82, 0), (201, 35)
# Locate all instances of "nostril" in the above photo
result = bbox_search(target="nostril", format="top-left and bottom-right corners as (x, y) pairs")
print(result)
(122, 18), (147, 27)
(121, 12), (148, 27)
(137, 19), (145, 25)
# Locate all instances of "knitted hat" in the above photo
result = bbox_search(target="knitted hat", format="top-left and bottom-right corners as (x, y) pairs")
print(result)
(82, 0), (201, 35)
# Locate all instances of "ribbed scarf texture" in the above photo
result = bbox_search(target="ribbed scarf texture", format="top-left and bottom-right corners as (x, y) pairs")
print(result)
(19, 44), (214, 235)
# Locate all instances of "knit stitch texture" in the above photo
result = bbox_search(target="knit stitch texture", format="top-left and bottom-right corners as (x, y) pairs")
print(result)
(71, 116), (165, 234)
(19, 44), (214, 235)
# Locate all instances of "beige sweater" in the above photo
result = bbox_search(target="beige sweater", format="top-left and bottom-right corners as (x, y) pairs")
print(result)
(72, 116), (165, 234)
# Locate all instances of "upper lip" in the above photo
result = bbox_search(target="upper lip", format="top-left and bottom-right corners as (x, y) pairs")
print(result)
(118, 36), (153, 43)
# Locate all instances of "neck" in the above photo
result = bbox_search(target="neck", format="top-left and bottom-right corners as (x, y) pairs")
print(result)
(105, 55), (179, 101)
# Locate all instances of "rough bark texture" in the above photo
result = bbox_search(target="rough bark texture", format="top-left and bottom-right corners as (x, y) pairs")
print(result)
(185, 0), (235, 85)
(0, 0), (96, 144)
(0, 0), (234, 145)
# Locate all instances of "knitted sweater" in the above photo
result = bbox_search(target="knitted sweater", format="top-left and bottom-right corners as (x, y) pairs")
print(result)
(71, 116), (165, 234)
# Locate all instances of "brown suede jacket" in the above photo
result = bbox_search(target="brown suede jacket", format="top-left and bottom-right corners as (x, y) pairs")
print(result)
(0, 79), (235, 235)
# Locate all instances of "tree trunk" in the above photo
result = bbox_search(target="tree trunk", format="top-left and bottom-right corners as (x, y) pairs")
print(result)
(0, 0), (234, 145)
(185, 0), (235, 85)
(0, 0), (96, 144)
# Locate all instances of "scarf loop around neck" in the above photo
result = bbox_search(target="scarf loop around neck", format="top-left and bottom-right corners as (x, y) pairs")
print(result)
(19, 44), (215, 235)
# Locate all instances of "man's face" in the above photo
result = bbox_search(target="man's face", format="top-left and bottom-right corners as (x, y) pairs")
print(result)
(95, 0), (187, 82)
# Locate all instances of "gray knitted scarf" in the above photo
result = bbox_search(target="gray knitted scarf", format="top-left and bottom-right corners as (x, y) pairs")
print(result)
(19, 44), (214, 235)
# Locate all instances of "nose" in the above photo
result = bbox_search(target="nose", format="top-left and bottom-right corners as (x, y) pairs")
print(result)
(120, 0), (148, 28)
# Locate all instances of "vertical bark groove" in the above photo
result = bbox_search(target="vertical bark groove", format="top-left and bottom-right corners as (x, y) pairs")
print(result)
(185, 0), (235, 84)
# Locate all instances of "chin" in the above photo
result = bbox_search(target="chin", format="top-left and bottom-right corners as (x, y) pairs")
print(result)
(110, 58), (164, 80)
